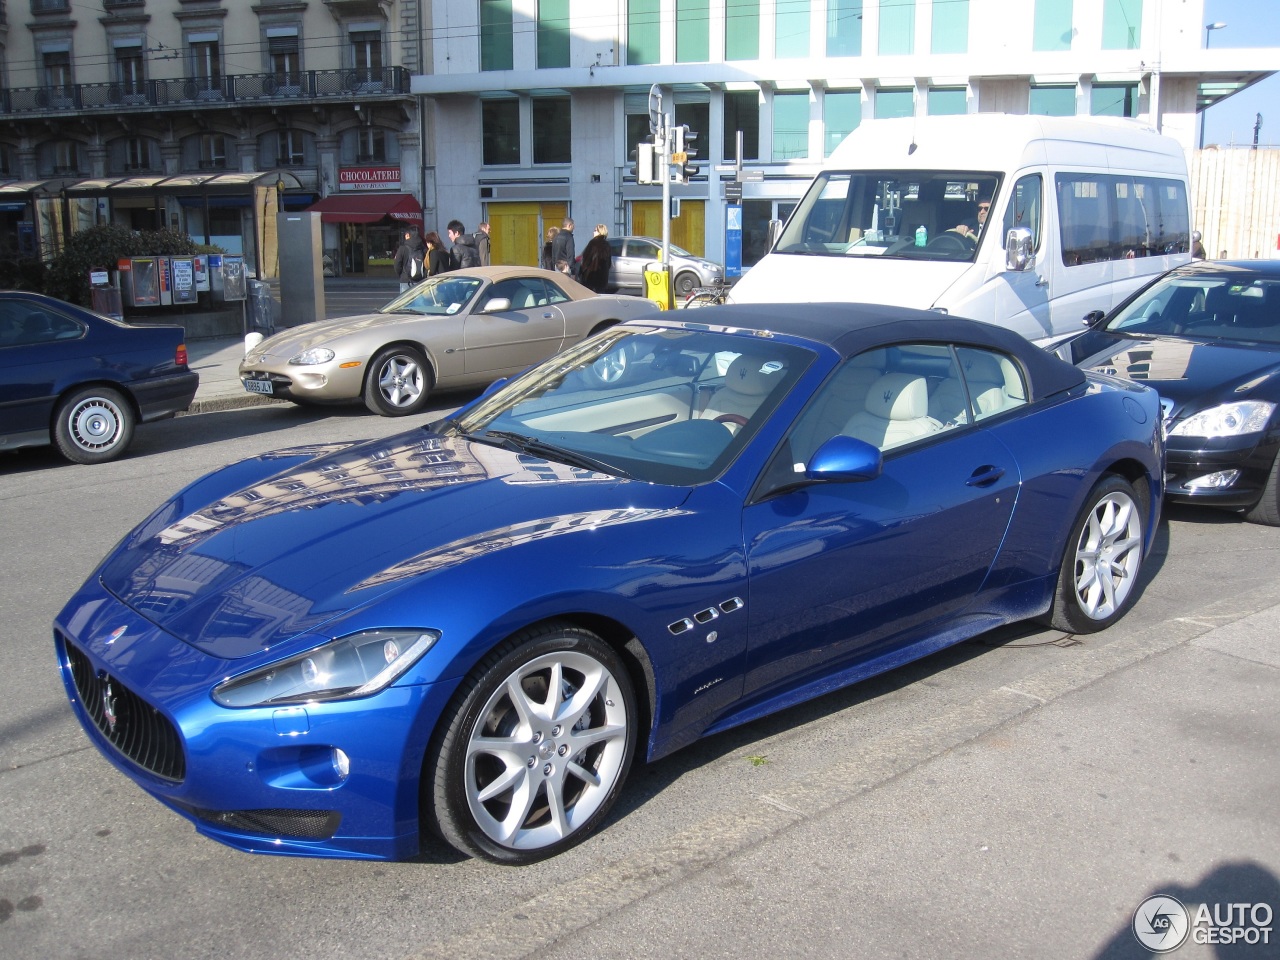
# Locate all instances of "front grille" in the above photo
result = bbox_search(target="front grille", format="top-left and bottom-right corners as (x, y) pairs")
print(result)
(184, 806), (342, 840)
(64, 640), (186, 782)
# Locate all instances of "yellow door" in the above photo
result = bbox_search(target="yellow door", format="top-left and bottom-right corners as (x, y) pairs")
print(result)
(629, 200), (706, 256)
(486, 201), (571, 267)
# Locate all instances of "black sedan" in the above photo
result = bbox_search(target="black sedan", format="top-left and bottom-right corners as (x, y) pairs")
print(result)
(0, 291), (199, 464)
(1068, 260), (1280, 524)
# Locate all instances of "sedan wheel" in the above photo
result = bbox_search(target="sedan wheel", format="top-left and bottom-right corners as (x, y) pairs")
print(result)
(1046, 476), (1145, 633)
(364, 345), (431, 416)
(1243, 450), (1280, 526)
(53, 386), (136, 464)
(673, 271), (699, 297)
(427, 624), (636, 864)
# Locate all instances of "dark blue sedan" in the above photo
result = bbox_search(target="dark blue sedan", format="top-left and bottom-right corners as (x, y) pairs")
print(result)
(0, 291), (198, 464)
(1069, 260), (1280, 524)
(54, 304), (1162, 863)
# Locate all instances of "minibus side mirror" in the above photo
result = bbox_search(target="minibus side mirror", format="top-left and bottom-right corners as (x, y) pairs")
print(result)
(1005, 228), (1035, 272)
(766, 219), (783, 251)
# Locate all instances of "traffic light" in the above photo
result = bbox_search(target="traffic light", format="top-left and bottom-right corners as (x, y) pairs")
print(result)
(630, 142), (659, 184)
(671, 125), (699, 184)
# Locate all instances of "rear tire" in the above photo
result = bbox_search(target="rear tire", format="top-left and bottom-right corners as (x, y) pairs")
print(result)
(1045, 475), (1146, 633)
(426, 623), (636, 864)
(363, 345), (431, 416)
(53, 386), (135, 464)
(1244, 451), (1280, 526)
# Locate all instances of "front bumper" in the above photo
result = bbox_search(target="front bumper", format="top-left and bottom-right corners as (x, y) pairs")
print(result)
(1164, 432), (1280, 509)
(53, 581), (459, 861)
(239, 362), (364, 403)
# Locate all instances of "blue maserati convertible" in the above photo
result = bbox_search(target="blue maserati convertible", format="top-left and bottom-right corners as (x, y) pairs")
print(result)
(55, 304), (1164, 864)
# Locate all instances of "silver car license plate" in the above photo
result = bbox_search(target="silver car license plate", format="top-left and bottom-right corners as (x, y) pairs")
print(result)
(243, 379), (273, 395)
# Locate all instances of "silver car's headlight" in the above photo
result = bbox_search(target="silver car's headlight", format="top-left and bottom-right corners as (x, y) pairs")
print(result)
(212, 629), (439, 707)
(289, 347), (336, 365)
(1169, 400), (1275, 438)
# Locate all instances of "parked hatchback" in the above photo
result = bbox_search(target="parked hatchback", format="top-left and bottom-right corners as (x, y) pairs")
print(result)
(606, 236), (724, 298)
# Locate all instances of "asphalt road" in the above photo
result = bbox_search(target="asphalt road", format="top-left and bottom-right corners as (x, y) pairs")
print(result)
(1, 398), (1278, 960)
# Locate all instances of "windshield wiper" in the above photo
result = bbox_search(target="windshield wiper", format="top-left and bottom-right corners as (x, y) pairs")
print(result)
(464, 430), (632, 479)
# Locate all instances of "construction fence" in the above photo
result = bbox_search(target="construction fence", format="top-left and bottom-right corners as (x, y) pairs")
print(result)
(1191, 147), (1280, 261)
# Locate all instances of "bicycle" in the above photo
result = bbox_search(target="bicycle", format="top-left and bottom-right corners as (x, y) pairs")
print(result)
(681, 276), (730, 309)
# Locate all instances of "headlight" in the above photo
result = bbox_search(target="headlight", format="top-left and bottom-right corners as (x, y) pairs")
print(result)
(213, 629), (440, 707)
(289, 347), (336, 365)
(1169, 400), (1275, 438)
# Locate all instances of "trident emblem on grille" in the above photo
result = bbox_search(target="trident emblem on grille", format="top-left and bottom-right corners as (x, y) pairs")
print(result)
(102, 682), (119, 733)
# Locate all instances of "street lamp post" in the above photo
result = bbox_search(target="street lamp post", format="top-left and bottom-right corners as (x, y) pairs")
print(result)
(1200, 22), (1228, 149)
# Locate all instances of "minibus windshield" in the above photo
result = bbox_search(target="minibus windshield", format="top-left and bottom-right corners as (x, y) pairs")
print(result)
(775, 170), (1003, 263)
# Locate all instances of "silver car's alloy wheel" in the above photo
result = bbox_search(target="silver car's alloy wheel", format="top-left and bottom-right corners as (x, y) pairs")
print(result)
(376, 355), (424, 408)
(463, 649), (630, 852)
(1071, 488), (1142, 621)
(364, 345), (431, 416)
(590, 346), (629, 384)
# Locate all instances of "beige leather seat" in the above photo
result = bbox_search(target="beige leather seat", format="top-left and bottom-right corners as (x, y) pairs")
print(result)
(844, 373), (941, 450)
(789, 351), (884, 463)
(700, 355), (780, 425)
(930, 351), (1010, 426)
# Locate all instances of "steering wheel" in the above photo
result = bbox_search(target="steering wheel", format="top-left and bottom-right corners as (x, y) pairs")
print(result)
(926, 232), (974, 254)
(714, 413), (749, 434)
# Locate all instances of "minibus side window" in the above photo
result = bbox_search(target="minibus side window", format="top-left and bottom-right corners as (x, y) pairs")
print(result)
(1002, 175), (1043, 252)
(1057, 173), (1189, 266)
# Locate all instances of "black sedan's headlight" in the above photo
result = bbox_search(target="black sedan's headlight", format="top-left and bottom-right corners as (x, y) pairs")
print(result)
(213, 629), (440, 707)
(1169, 400), (1275, 439)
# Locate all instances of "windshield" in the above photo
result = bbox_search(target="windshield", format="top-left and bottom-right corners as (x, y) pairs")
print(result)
(380, 275), (484, 316)
(1105, 273), (1280, 344)
(448, 326), (814, 485)
(775, 170), (1002, 263)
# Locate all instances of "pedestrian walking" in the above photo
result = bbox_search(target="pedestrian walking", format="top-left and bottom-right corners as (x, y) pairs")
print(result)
(578, 224), (613, 293)
(551, 218), (576, 276)
(448, 220), (481, 270)
(474, 222), (492, 266)
(393, 228), (425, 291)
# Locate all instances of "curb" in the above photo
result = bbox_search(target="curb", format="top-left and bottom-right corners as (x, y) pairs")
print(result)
(180, 394), (288, 416)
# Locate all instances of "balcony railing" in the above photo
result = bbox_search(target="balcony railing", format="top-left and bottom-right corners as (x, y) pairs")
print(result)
(0, 66), (411, 118)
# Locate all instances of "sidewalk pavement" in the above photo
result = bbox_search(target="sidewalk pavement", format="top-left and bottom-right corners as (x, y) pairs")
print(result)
(180, 276), (398, 415)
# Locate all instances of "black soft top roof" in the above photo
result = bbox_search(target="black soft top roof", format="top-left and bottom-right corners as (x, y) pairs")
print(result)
(659, 302), (1087, 402)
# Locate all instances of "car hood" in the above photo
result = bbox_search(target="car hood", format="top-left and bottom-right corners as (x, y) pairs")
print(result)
(97, 431), (690, 659)
(729, 254), (968, 308)
(247, 312), (426, 361)
(1077, 334), (1280, 412)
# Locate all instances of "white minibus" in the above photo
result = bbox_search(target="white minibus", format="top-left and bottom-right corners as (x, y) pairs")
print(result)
(729, 114), (1192, 345)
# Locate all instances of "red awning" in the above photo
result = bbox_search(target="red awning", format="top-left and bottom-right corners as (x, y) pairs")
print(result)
(305, 193), (423, 226)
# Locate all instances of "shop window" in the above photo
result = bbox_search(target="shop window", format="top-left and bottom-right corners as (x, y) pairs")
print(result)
(827, 0), (862, 57)
(481, 0), (514, 71)
(483, 99), (520, 166)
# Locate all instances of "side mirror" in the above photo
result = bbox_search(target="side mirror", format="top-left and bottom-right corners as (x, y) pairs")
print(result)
(1004, 228), (1035, 272)
(806, 435), (883, 483)
(481, 297), (512, 313)
(1083, 309), (1107, 329)
(766, 219), (783, 252)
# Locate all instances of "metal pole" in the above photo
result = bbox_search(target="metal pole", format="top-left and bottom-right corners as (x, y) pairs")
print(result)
(660, 110), (672, 308)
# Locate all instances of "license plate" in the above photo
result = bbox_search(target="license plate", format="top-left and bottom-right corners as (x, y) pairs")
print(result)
(243, 379), (274, 395)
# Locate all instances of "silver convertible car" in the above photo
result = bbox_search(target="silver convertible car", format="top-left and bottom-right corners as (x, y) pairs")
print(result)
(239, 266), (656, 416)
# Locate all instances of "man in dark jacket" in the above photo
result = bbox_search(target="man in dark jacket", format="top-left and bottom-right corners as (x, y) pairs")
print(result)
(550, 218), (576, 276)
(393, 229), (425, 291)
(474, 222), (492, 266)
(448, 220), (481, 270)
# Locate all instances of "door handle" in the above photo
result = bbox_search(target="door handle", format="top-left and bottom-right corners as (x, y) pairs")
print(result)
(965, 465), (1006, 487)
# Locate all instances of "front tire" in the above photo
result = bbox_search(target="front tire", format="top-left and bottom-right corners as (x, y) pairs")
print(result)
(364, 345), (431, 416)
(427, 623), (637, 864)
(1045, 475), (1146, 633)
(1244, 450), (1280, 526)
(53, 386), (135, 464)
(673, 271), (699, 297)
